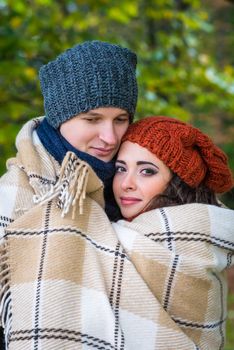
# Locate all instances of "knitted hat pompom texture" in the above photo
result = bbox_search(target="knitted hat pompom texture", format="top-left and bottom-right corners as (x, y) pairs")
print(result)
(39, 40), (138, 129)
(122, 116), (233, 193)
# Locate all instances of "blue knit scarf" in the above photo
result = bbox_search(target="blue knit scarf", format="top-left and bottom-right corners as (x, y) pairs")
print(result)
(36, 118), (121, 221)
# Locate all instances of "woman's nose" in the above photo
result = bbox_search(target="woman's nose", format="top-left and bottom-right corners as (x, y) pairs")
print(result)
(121, 174), (137, 191)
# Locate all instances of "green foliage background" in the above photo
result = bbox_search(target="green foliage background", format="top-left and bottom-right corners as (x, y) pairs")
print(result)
(0, 0), (234, 348)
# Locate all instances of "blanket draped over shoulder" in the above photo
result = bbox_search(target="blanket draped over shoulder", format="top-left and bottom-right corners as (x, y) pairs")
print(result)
(0, 118), (234, 350)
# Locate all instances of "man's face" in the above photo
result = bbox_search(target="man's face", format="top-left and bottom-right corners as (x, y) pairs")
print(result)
(60, 107), (130, 162)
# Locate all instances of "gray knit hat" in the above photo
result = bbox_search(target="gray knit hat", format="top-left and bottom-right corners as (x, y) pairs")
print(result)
(39, 40), (138, 129)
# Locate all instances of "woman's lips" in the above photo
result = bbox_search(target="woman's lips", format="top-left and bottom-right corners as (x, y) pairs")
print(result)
(120, 197), (142, 206)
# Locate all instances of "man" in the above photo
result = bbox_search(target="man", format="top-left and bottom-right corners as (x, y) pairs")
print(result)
(0, 40), (137, 349)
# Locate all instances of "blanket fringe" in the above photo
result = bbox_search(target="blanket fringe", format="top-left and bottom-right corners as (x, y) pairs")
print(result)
(33, 152), (90, 218)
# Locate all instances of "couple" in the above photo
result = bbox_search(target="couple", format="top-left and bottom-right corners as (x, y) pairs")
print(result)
(0, 41), (233, 350)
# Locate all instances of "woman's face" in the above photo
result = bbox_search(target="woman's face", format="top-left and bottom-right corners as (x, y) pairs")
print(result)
(113, 141), (172, 219)
(60, 107), (129, 162)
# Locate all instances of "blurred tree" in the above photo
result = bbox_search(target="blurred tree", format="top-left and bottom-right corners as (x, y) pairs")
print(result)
(0, 1), (234, 348)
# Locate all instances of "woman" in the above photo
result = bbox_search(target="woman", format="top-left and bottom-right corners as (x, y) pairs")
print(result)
(112, 116), (234, 349)
(0, 40), (137, 349)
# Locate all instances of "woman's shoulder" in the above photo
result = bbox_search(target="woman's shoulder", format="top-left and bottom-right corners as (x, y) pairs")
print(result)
(115, 203), (234, 239)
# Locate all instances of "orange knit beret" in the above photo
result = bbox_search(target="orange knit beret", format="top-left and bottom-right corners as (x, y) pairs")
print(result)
(122, 116), (233, 193)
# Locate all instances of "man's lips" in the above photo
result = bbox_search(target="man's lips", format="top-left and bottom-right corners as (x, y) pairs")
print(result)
(91, 147), (115, 155)
(120, 197), (142, 205)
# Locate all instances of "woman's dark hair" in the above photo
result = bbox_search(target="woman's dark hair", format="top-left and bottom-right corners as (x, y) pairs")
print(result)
(146, 173), (221, 211)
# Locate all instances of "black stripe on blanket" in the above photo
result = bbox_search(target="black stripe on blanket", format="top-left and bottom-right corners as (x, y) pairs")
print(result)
(6, 227), (129, 260)
(212, 272), (225, 349)
(145, 231), (234, 251)
(159, 208), (173, 251)
(109, 242), (125, 350)
(227, 252), (233, 268)
(33, 201), (52, 350)
(109, 243), (121, 307)
(9, 329), (115, 350)
(163, 254), (179, 311)
(171, 316), (226, 329)
(0, 215), (14, 228)
(159, 209), (180, 311)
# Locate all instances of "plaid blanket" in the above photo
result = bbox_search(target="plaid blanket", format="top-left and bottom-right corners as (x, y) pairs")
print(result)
(114, 203), (234, 349)
(0, 119), (234, 350)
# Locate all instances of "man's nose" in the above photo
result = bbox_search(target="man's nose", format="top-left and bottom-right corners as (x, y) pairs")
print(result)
(99, 123), (117, 145)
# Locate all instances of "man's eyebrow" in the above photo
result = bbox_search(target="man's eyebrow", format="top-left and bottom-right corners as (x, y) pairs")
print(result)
(86, 111), (129, 117)
(84, 112), (102, 117)
(116, 113), (129, 117)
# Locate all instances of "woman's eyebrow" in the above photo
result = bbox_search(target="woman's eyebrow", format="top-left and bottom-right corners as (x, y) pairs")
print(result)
(137, 161), (159, 169)
(116, 160), (159, 169)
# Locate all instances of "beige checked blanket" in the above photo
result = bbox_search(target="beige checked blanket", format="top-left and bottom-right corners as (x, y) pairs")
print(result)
(0, 118), (234, 350)
(113, 203), (234, 349)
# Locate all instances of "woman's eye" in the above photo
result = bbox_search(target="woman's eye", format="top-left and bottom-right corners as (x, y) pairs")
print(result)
(115, 166), (126, 173)
(141, 168), (157, 176)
